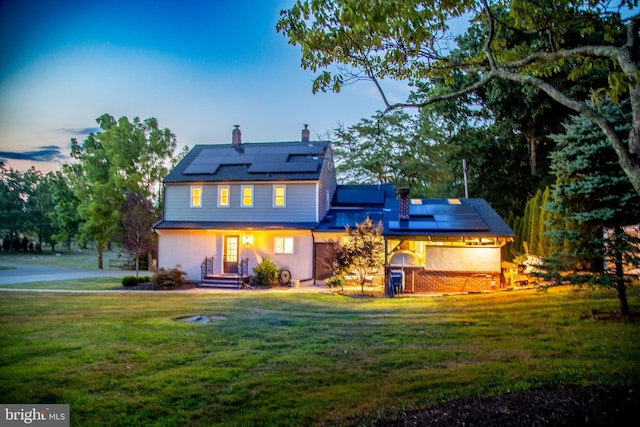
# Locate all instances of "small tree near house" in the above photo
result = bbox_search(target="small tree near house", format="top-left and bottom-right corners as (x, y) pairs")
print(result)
(328, 218), (385, 295)
(120, 191), (157, 277)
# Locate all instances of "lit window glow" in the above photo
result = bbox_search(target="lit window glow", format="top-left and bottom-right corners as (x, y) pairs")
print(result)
(274, 237), (294, 254)
(191, 186), (202, 207)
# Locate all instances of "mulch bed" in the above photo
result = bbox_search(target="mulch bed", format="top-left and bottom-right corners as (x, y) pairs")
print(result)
(377, 385), (639, 426)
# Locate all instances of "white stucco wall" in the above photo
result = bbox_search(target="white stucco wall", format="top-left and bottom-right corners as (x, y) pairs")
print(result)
(156, 230), (217, 281)
(157, 229), (314, 282)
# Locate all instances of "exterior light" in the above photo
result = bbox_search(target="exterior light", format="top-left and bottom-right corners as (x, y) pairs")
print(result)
(242, 234), (254, 247)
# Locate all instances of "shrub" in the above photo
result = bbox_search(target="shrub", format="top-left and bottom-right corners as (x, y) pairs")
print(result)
(122, 276), (151, 287)
(122, 276), (139, 287)
(252, 258), (279, 287)
(325, 276), (344, 291)
(151, 267), (187, 290)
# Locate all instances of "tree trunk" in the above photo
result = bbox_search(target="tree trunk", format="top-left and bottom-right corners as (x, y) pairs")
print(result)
(614, 228), (630, 316)
(527, 134), (538, 175)
(98, 246), (103, 270)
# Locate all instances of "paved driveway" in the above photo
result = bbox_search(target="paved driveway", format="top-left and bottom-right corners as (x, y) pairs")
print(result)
(0, 263), (145, 286)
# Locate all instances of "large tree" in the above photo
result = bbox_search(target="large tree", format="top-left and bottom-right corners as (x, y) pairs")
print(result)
(545, 99), (640, 315)
(332, 109), (455, 196)
(69, 114), (181, 268)
(277, 0), (640, 194)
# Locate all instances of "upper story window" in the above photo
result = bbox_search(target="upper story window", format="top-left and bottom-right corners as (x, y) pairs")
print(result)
(241, 185), (254, 207)
(273, 185), (286, 207)
(218, 185), (230, 207)
(274, 237), (294, 254)
(190, 186), (202, 208)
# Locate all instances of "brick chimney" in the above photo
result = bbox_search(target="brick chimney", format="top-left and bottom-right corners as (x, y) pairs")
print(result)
(399, 187), (410, 220)
(232, 125), (241, 145)
(301, 124), (310, 143)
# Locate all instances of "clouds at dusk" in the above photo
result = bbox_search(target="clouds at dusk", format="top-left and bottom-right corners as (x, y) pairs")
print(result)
(0, 146), (67, 164)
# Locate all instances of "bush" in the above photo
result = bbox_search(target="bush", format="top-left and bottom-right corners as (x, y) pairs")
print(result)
(151, 267), (187, 290)
(325, 276), (344, 291)
(122, 276), (139, 287)
(252, 258), (279, 287)
(121, 276), (151, 287)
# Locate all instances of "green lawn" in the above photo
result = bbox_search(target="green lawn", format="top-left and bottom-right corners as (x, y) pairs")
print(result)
(1, 286), (638, 426)
(0, 277), (124, 290)
(0, 248), (121, 270)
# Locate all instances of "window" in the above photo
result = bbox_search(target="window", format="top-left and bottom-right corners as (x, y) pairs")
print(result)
(274, 237), (294, 254)
(241, 185), (253, 207)
(218, 185), (230, 207)
(190, 186), (202, 208)
(273, 185), (286, 207)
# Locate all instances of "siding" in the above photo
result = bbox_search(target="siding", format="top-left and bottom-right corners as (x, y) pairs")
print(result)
(164, 182), (318, 222)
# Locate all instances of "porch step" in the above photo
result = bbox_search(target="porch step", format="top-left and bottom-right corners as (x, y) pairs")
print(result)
(200, 275), (243, 289)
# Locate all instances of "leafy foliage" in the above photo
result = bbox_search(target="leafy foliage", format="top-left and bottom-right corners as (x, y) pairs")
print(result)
(545, 98), (640, 315)
(67, 114), (182, 268)
(252, 258), (280, 287)
(332, 109), (456, 197)
(120, 191), (157, 276)
(277, 0), (640, 195)
(151, 267), (187, 290)
(328, 218), (384, 294)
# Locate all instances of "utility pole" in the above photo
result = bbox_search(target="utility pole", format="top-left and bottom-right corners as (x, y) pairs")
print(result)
(463, 159), (469, 198)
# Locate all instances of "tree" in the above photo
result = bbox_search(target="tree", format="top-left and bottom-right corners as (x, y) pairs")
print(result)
(329, 218), (385, 294)
(277, 0), (640, 195)
(0, 164), (27, 251)
(332, 109), (454, 196)
(26, 171), (57, 252)
(545, 99), (640, 315)
(120, 191), (157, 276)
(69, 114), (181, 268)
(48, 170), (81, 250)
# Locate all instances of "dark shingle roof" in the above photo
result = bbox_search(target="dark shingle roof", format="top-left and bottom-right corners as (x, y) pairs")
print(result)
(164, 141), (331, 183)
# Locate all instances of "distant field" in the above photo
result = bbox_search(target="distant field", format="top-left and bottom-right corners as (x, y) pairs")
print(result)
(0, 277), (124, 290)
(0, 286), (638, 426)
(0, 248), (122, 270)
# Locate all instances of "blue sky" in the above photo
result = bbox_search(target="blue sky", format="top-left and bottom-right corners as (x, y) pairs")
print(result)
(0, 0), (408, 172)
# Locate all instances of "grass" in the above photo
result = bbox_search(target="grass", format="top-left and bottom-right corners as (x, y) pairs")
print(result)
(0, 277), (124, 290)
(0, 247), (120, 269)
(0, 286), (639, 427)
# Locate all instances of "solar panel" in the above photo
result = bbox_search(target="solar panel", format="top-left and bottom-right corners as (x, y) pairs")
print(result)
(183, 163), (220, 175)
(335, 188), (385, 205)
(247, 162), (320, 173)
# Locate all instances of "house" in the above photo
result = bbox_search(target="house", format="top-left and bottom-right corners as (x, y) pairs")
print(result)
(154, 126), (336, 284)
(154, 126), (516, 293)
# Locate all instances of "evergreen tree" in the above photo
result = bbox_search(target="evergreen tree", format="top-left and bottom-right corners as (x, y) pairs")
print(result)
(546, 100), (640, 315)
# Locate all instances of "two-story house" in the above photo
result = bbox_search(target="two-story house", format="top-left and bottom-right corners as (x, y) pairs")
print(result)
(154, 125), (336, 282)
(154, 126), (516, 293)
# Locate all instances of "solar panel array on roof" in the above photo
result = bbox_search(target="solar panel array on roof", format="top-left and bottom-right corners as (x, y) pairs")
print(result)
(181, 143), (326, 176)
(389, 203), (489, 231)
(335, 188), (385, 205)
(247, 162), (320, 173)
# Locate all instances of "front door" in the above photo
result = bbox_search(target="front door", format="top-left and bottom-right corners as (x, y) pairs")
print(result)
(223, 235), (239, 274)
